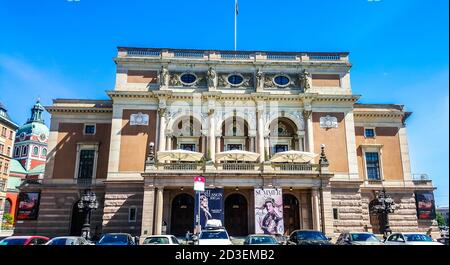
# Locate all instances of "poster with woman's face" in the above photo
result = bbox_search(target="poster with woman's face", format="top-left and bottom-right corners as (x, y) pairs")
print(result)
(17, 192), (41, 220)
(254, 188), (284, 235)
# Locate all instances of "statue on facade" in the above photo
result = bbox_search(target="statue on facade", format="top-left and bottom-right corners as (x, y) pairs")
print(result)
(207, 67), (217, 89)
(160, 66), (169, 87)
(256, 69), (264, 90)
(298, 69), (311, 91)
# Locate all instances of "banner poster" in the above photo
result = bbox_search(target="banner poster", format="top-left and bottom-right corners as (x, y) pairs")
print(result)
(254, 188), (284, 235)
(16, 192), (41, 220)
(194, 188), (224, 229)
(415, 191), (436, 220)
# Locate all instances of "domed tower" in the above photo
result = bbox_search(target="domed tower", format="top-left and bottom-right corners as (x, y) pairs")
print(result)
(13, 100), (49, 177)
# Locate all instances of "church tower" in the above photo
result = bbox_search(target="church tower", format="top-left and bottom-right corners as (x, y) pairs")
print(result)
(13, 100), (49, 177)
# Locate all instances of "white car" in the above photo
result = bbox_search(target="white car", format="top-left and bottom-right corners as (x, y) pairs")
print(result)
(142, 235), (180, 245)
(197, 228), (233, 245)
(45, 236), (93, 245)
(384, 233), (444, 245)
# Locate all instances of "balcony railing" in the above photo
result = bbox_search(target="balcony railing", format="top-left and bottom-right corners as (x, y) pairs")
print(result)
(160, 162), (202, 171)
(221, 162), (259, 171)
(309, 55), (341, 61)
(77, 178), (93, 187)
(412, 173), (431, 182)
(271, 163), (315, 172)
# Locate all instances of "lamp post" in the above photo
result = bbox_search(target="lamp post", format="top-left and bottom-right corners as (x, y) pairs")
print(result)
(370, 188), (396, 239)
(78, 189), (99, 240)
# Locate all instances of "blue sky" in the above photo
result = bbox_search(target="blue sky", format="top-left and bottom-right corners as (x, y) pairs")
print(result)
(0, 0), (448, 205)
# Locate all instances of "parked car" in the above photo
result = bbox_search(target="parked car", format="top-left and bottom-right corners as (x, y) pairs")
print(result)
(335, 232), (383, 245)
(243, 234), (279, 245)
(273, 234), (288, 245)
(142, 235), (180, 245)
(287, 230), (333, 245)
(45, 236), (93, 245)
(384, 233), (444, 245)
(0, 236), (49, 245)
(195, 227), (233, 245)
(437, 237), (449, 245)
(96, 233), (136, 245)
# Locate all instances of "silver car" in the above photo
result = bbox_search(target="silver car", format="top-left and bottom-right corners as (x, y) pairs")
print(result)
(384, 233), (443, 245)
(45, 236), (93, 245)
(336, 232), (383, 245)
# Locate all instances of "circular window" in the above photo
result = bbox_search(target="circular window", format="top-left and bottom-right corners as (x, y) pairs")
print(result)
(227, 74), (244, 86)
(39, 133), (47, 142)
(179, 73), (197, 85)
(273, 75), (290, 87)
(19, 132), (26, 141)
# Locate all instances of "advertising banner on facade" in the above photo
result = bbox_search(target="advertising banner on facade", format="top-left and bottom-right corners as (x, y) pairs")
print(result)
(16, 192), (41, 220)
(194, 188), (224, 229)
(254, 188), (284, 235)
(415, 191), (436, 220)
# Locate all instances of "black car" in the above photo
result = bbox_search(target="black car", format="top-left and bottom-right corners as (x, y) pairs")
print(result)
(96, 233), (137, 245)
(287, 230), (333, 245)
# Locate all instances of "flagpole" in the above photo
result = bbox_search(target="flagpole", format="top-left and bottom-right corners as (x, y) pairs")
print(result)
(234, 0), (237, 51)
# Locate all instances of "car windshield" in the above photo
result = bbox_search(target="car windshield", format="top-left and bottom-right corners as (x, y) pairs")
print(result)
(350, 233), (380, 242)
(297, 231), (328, 241)
(48, 238), (77, 245)
(199, 231), (228, 240)
(98, 234), (128, 244)
(144, 237), (169, 244)
(0, 238), (28, 245)
(405, 234), (433, 242)
(250, 236), (277, 244)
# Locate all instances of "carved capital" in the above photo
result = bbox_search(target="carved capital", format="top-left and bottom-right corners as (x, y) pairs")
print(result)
(303, 109), (312, 120)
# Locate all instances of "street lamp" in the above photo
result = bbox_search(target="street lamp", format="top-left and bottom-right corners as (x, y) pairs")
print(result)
(77, 189), (99, 240)
(370, 188), (396, 239)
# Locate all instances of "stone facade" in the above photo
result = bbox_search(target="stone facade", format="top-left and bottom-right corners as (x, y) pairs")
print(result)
(13, 47), (437, 239)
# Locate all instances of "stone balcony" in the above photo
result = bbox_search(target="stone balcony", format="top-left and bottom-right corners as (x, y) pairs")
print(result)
(146, 161), (325, 176)
(117, 47), (350, 64)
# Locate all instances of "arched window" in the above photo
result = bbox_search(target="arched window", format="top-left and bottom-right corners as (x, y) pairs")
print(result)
(14, 147), (20, 157)
(33, 146), (39, 156)
(42, 148), (47, 157)
(22, 146), (28, 156)
(4, 199), (12, 214)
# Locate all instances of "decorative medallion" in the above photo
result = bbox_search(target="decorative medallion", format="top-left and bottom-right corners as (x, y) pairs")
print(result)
(130, 112), (149, 126)
(320, 115), (338, 128)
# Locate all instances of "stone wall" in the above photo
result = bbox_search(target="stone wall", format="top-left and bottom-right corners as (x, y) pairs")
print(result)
(331, 187), (366, 233)
(14, 185), (105, 238)
(101, 182), (143, 236)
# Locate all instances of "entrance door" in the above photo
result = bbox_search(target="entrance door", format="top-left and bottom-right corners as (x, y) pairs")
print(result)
(170, 193), (194, 236)
(225, 193), (248, 236)
(283, 194), (300, 235)
(70, 201), (84, 236)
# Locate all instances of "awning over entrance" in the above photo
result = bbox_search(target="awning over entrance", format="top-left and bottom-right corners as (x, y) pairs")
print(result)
(215, 150), (260, 162)
(157, 149), (204, 162)
(270, 150), (317, 163)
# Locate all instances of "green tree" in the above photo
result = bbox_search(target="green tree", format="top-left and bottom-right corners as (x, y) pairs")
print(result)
(436, 212), (447, 226)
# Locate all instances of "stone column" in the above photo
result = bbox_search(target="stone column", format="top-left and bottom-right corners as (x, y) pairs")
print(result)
(208, 110), (215, 161)
(264, 137), (270, 159)
(320, 187), (334, 236)
(303, 110), (314, 153)
(158, 108), (167, 152)
(154, 187), (164, 235)
(165, 135), (172, 151)
(257, 109), (264, 162)
(216, 136), (221, 153)
(141, 185), (156, 238)
(249, 137), (255, 152)
(311, 188), (321, 231)
(201, 135), (206, 155)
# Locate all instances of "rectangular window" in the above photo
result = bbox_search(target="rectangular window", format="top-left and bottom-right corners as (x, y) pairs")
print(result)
(77, 150), (95, 179)
(7, 147), (11, 156)
(128, 207), (137, 222)
(14, 147), (20, 157)
(1, 127), (6, 137)
(3, 162), (8, 174)
(227, 144), (242, 151)
(364, 128), (375, 138)
(9, 130), (13, 140)
(365, 152), (381, 180)
(333, 208), (339, 220)
(274, 144), (288, 153)
(180, 144), (196, 151)
(0, 144), (4, 154)
(84, 124), (96, 135)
